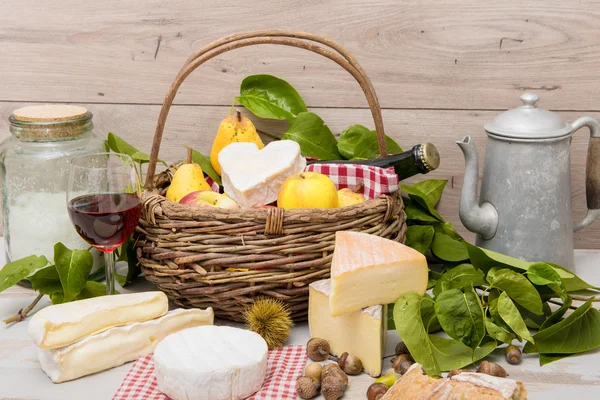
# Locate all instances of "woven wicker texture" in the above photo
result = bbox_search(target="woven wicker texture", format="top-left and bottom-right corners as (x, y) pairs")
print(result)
(136, 30), (407, 322)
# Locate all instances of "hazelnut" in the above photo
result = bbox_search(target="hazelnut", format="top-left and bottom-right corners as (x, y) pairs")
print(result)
(395, 341), (410, 356)
(321, 376), (345, 400)
(399, 359), (414, 375)
(305, 362), (322, 383)
(307, 338), (330, 362)
(477, 360), (508, 378)
(505, 345), (522, 365)
(391, 354), (412, 373)
(296, 376), (319, 399)
(367, 382), (389, 400)
(447, 369), (471, 378)
(337, 352), (363, 375)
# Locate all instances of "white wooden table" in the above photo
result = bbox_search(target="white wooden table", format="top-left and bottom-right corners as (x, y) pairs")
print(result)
(0, 246), (599, 400)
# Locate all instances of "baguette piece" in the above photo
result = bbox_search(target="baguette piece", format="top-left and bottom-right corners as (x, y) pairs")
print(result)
(38, 308), (214, 383)
(381, 363), (527, 400)
(29, 291), (168, 349)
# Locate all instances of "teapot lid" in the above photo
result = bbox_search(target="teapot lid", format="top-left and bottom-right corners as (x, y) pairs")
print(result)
(484, 93), (572, 139)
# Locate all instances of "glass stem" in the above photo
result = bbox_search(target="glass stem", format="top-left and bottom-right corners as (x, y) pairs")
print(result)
(104, 251), (116, 295)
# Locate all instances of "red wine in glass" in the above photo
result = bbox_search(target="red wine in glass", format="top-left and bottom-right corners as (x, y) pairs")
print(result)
(68, 193), (141, 253)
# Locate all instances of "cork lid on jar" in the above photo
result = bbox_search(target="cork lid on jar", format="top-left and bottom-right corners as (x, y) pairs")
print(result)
(12, 104), (89, 122)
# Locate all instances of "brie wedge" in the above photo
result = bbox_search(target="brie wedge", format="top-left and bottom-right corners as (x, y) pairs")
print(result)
(29, 291), (168, 349)
(38, 308), (214, 383)
(219, 140), (306, 207)
(154, 325), (268, 400)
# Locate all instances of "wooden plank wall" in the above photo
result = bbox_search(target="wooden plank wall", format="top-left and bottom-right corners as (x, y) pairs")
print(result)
(1, 0), (599, 247)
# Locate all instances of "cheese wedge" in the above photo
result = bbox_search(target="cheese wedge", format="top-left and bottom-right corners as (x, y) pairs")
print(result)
(38, 308), (214, 383)
(309, 279), (386, 377)
(219, 140), (307, 208)
(29, 291), (168, 349)
(329, 231), (428, 316)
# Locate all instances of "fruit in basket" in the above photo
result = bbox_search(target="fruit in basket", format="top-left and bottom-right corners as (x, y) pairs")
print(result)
(180, 190), (240, 209)
(166, 149), (211, 202)
(277, 172), (338, 209)
(210, 110), (264, 176)
(337, 188), (366, 207)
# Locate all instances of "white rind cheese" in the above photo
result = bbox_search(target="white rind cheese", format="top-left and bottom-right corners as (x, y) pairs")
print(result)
(38, 308), (214, 383)
(154, 325), (268, 400)
(219, 140), (307, 207)
(329, 231), (428, 316)
(309, 279), (386, 377)
(29, 291), (169, 350)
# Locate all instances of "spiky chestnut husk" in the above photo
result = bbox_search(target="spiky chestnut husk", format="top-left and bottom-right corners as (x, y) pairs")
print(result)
(244, 298), (293, 349)
(505, 345), (522, 365)
(477, 360), (508, 377)
(307, 338), (330, 362)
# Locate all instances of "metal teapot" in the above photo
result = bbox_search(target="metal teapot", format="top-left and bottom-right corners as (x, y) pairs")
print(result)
(456, 93), (600, 269)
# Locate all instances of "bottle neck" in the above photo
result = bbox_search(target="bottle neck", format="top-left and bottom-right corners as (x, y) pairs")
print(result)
(9, 115), (94, 142)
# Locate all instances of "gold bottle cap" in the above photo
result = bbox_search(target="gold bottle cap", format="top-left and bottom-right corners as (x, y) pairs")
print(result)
(420, 142), (440, 171)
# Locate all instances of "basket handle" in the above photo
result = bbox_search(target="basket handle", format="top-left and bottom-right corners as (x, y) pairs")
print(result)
(146, 30), (388, 189)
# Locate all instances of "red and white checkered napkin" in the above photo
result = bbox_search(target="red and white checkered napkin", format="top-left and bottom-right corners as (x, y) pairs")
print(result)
(112, 345), (307, 400)
(306, 163), (399, 199)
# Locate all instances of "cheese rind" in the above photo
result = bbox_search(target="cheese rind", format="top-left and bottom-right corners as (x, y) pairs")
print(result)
(329, 231), (428, 316)
(219, 140), (307, 207)
(29, 291), (168, 349)
(38, 308), (214, 383)
(309, 279), (386, 377)
(154, 325), (268, 400)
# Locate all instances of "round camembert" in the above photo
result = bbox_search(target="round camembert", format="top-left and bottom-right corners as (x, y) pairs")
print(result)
(153, 325), (268, 400)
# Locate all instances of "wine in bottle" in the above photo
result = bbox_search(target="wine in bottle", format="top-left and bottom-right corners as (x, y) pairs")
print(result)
(308, 143), (440, 180)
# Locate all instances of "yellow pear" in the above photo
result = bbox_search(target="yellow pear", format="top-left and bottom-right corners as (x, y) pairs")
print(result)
(210, 110), (264, 176)
(166, 148), (211, 203)
(337, 188), (366, 207)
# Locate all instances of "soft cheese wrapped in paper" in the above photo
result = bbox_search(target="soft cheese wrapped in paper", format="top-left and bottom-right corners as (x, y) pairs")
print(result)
(38, 308), (214, 383)
(29, 291), (168, 349)
(154, 325), (268, 400)
(219, 140), (306, 208)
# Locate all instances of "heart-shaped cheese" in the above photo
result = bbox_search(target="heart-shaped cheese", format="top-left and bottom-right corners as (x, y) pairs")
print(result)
(219, 140), (307, 208)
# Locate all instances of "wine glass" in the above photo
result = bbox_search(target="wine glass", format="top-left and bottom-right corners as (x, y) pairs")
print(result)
(67, 153), (142, 295)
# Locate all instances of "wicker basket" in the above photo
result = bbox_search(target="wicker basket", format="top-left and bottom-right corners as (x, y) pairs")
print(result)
(136, 30), (407, 322)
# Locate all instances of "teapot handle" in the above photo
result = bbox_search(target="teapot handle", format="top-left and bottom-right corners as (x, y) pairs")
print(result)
(572, 116), (600, 232)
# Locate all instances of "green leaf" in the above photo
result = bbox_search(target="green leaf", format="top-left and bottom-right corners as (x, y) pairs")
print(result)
(394, 292), (440, 376)
(115, 237), (141, 287)
(0, 255), (49, 292)
(519, 302), (552, 329)
(485, 319), (515, 344)
(236, 74), (307, 121)
(281, 112), (342, 160)
(421, 293), (441, 333)
(404, 199), (440, 223)
(402, 184), (444, 221)
(497, 291), (534, 343)
(431, 232), (469, 262)
(527, 262), (565, 297)
(387, 303), (395, 330)
(488, 269), (543, 315)
(28, 266), (62, 295)
(54, 243), (93, 302)
(539, 296), (573, 331)
(433, 264), (485, 297)
(434, 221), (463, 241)
(529, 298), (600, 354)
(405, 225), (435, 254)
(489, 297), (512, 333)
(337, 125), (402, 160)
(107, 133), (166, 167)
(429, 335), (497, 372)
(50, 292), (64, 305)
(191, 149), (222, 186)
(539, 353), (571, 366)
(465, 243), (598, 293)
(410, 180), (447, 208)
(76, 281), (113, 299)
(435, 288), (485, 348)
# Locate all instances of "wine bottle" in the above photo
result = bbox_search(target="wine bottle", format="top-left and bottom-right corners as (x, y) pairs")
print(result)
(308, 143), (440, 180)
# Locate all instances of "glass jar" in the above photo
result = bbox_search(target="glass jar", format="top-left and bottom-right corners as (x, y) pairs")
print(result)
(0, 104), (106, 272)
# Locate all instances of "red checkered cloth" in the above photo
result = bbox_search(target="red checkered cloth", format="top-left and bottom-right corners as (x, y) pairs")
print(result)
(112, 345), (307, 400)
(305, 163), (399, 199)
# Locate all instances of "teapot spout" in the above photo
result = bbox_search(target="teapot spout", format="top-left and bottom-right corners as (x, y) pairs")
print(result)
(456, 136), (498, 240)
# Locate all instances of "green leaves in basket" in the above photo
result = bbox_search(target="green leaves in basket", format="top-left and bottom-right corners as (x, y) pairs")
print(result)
(337, 124), (402, 160)
(107, 132), (167, 179)
(191, 148), (222, 186)
(0, 255), (49, 292)
(235, 75), (307, 121)
(281, 112), (342, 160)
